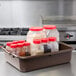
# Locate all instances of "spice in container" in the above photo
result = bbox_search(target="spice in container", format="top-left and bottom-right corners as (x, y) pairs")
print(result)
(31, 39), (44, 56)
(10, 44), (17, 54)
(48, 37), (59, 52)
(23, 42), (31, 56)
(6, 42), (12, 52)
(17, 43), (25, 56)
(43, 25), (59, 41)
(41, 38), (51, 53)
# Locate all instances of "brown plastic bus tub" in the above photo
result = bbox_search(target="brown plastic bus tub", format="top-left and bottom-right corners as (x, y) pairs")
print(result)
(2, 42), (73, 72)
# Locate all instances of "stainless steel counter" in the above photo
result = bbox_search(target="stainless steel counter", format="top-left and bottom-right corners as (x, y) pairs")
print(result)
(0, 51), (76, 76)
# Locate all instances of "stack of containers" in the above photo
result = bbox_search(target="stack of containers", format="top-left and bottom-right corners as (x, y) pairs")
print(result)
(6, 40), (31, 56)
(26, 27), (46, 56)
(6, 25), (59, 57)
(43, 25), (59, 52)
(26, 25), (59, 56)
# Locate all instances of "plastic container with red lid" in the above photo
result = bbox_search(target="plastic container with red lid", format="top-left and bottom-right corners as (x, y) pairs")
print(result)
(6, 42), (12, 46)
(23, 42), (30, 46)
(10, 44), (17, 54)
(30, 39), (44, 56)
(16, 43), (25, 56)
(48, 37), (59, 52)
(43, 25), (59, 41)
(23, 42), (31, 56)
(41, 38), (51, 53)
(10, 44), (17, 48)
(6, 42), (13, 52)
(26, 27), (46, 44)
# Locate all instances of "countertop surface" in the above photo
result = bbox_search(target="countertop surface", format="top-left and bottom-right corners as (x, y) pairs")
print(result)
(0, 52), (76, 76)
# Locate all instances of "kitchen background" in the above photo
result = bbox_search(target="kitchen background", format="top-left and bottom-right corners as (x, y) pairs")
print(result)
(0, 0), (76, 49)
(0, 0), (75, 27)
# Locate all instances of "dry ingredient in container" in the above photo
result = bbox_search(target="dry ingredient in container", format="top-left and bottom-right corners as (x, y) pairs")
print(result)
(23, 42), (31, 56)
(48, 37), (59, 52)
(31, 39), (44, 56)
(17, 43), (25, 56)
(41, 38), (51, 53)
(26, 27), (46, 44)
(43, 25), (59, 41)
(6, 42), (12, 52)
(10, 44), (17, 54)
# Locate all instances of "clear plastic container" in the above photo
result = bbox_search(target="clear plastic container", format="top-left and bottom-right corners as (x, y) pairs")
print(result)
(48, 37), (59, 52)
(6, 42), (12, 52)
(43, 25), (59, 41)
(26, 27), (46, 44)
(23, 42), (31, 56)
(16, 43), (25, 56)
(10, 44), (17, 54)
(41, 38), (51, 53)
(31, 39), (44, 56)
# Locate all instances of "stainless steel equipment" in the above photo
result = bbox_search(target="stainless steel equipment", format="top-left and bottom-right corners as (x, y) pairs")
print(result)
(59, 27), (76, 49)
(0, 27), (29, 46)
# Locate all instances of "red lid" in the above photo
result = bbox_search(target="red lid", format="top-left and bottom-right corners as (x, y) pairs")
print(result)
(49, 37), (56, 42)
(30, 27), (43, 31)
(12, 41), (18, 44)
(6, 42), (12, 46)
(17, 43), (24, 47)
(33, 39), (41, 44)
(41, 38), (48, 43)
(23, 42), (30, 46)
(10, 44), (17, 48)
(18, 40), (25, 43)
(43, 25), (56, 29)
